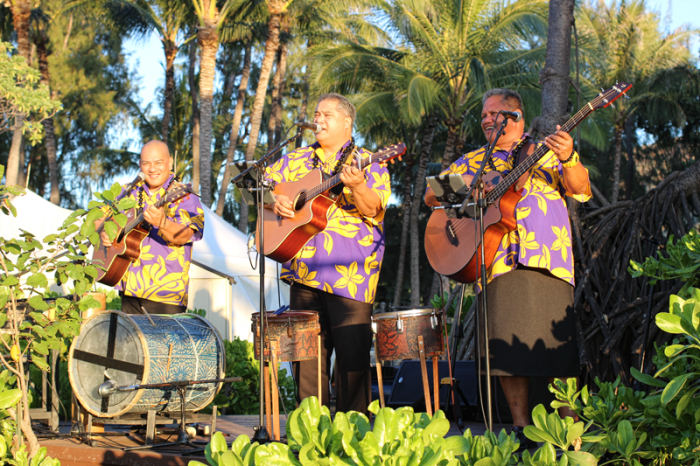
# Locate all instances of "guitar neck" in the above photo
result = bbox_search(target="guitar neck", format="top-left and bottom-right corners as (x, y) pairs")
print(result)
(486, 105), (593, 203)
(305, 151), (375, 200)
(124, 192), (172, 233)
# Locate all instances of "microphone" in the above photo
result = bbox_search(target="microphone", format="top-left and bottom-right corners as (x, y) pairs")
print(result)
(295, 121), (322, 133)
(117, 172), (145, 200)
(500, 110), (522, 122)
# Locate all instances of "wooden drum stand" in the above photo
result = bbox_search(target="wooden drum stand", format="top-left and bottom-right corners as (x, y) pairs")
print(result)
(372, 308), (444, 416)
(252, 311), (321, 440)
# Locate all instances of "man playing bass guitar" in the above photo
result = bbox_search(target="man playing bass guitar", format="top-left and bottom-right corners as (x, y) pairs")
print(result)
(99, 140), (205, 315)
(266, 93), (391, 414)
(424, 89), (591, 447)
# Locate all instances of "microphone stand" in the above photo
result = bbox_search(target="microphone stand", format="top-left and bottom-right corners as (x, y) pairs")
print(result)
(457, 114), (509, 433)
(231, 126), (305, 443)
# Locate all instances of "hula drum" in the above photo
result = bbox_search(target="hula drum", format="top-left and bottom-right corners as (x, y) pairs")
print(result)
(251, 310), (321, 441)
(371, 308), (444, 416)
(251, 311), (320, 362)
(68, 311), (225, 418)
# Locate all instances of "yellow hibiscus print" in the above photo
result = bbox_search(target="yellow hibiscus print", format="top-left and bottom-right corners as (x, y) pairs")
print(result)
(334, 262), (365, 299)
(551, 226), (571, 262)
(297, 262), (320, 288)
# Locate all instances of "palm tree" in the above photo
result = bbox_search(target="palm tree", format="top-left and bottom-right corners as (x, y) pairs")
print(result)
(5, 0), (32, 188)
(315, 0), (549, 172)
(191, 0), (259, 209)
(106, 0), (192, 144)
(576, 0), (695, 203)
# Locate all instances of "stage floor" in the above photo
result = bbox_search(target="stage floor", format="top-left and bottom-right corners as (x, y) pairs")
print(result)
(40, 415), (508, 466)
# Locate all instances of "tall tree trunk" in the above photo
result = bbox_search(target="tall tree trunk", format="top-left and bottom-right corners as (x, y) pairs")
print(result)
(439, 119), (461, 171)
(266, 47), (282, 151)
(210, 49), (238, 208)
(36, 35), (59, 204)
(6, 0), (32, 188)
(625, 114), (636, 200)
(410, 117), (438, 306)
(392, 154), (416, 308)
(216, 41), (252, 216)
(535, 0), (575, 137)
(273, 42), (288, 146)
(197, 21), (219, 208)
(189, 40), (201, 192)
(239, 3), (283, 233)
(611, 120), (623, 204)
(295, 43), (313, 150)
(161, 40), (178, 143)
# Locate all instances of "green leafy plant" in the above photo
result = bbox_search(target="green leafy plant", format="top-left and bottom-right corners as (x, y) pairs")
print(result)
(209, 337), (296, 415)
(629, 231), (700, 297)
(0, 180), (123, 459)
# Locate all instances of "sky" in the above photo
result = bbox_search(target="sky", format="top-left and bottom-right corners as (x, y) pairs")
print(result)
(120, 0), (700, 153)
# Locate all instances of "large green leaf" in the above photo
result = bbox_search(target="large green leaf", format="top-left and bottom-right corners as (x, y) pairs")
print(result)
(655, 313), (684, 334)
(661, 373), (696, 405)
(630, 367), (666, 388)
(0, 388), (22, 410)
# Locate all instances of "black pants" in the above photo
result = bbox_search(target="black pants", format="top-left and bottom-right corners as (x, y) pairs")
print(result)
(121, 294), (186, 315)
(290, 283), (372, 414)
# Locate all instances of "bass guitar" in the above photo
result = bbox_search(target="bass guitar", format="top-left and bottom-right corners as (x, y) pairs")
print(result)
(424, 83), (632, 283)
(262, 143), (406, 263)
(92, 183), (196, 286)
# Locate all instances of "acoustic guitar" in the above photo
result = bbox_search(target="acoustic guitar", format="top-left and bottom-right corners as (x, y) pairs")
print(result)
(261, 143), (406, 263)
(92, 183), (196, 286)
(424, 83), (632, 283)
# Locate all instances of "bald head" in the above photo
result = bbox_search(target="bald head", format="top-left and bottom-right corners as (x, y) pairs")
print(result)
(140, 140), (173, 190)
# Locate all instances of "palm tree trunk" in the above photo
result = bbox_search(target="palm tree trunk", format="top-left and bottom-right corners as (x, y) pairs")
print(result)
(439, 119), (461, 171)
(239, 3), (282, 232)
(410, 116), (438, 306)
(216, 41), (252, 216)
(295, 42), (313, 150)
(537, 0), (574, 136)
(274, 42), (288, 146)
(197, 24), (219, 208)
(189, 40), (200, 192)
(625, 114), (636, 199)
(36, 35), (59, 204)
(392, 155), (415, 308)
(6, 0), (32, 188)
(267, 47), (282, 151)
(611, 120), (623, 204)
(210, 49), (238, 208)
(161, 40), (178, 143)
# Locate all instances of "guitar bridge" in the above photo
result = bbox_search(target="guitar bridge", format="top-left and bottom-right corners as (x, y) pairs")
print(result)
(446, 220), (459, 247)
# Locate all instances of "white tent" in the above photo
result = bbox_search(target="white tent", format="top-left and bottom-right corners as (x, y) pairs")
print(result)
(0, 190), (289, 342)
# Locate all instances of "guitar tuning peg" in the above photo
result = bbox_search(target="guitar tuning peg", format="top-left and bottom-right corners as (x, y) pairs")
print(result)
(610, 103), (615, 109)
(624, 94), (630, 99)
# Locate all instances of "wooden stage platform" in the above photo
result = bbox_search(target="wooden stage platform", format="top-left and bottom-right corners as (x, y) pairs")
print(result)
(39, 415), (506, 466)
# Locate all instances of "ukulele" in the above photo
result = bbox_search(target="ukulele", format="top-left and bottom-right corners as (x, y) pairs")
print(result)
(261, 143), (406, 263)
(92, 183), (196, 286)
(424, 83), (632, 283)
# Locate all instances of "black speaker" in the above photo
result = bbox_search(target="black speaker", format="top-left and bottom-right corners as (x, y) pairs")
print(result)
(387, 360), (477, 412)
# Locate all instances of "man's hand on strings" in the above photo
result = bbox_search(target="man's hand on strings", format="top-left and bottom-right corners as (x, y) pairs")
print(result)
(339, 161), (366, 190)
(272, 194), (295, 218)
(544, 126), (575, 161)
(143, 205), (167, 228)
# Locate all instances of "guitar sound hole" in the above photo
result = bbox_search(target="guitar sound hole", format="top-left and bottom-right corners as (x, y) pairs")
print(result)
(294, 192), (307, 211)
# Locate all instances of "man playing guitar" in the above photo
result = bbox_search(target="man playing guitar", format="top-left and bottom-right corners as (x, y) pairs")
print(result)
(424, 89), (591, 447)
(99, 140), (205, 314)
(267, 93), (391, 414)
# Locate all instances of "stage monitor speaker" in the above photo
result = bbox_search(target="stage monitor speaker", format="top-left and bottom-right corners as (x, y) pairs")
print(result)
(387, 360), (477, 410)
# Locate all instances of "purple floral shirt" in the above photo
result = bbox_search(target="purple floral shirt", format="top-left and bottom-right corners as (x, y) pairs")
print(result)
(442, 135), (591, 286)
(115, 174), (204, 306)
(265, 142), (391, 303)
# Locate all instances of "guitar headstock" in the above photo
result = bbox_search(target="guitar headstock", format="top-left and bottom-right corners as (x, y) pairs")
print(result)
(592, 82), (633, 109)
(163, 183), (197, 204)
(373, 143), (407, 165)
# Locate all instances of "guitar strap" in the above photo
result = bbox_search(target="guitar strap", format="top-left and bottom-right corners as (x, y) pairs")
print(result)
(511, 136), (538, 192)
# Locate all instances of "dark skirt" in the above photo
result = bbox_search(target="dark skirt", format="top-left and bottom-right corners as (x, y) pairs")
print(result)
(478, 266), (580, 377)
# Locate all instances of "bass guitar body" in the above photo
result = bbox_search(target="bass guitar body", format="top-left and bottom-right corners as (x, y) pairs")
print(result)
(262, 170), (335, 263)
(424, 181), (522, 284)
(92, 209), (150, 286)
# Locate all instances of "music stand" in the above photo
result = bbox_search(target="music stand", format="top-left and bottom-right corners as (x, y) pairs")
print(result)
(230, 127), (305, 442)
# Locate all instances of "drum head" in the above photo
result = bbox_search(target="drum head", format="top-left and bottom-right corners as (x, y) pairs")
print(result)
(68, 311), (149, 417)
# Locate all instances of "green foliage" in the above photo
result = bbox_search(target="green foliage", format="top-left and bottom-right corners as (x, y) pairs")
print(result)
(6, 445), (60, 466)
(187, 308), (207, 318)
(209, 337), (295, 415)
(0, 42), (62, 145)
(629, 231), (700, 297)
